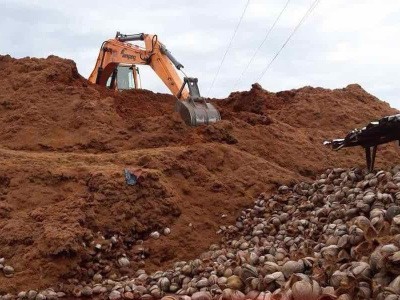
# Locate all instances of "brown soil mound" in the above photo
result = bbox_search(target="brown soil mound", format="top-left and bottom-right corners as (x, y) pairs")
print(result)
(0, 55), (398, 293)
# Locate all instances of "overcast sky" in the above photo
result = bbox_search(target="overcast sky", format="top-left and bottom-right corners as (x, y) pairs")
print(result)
(1, 0), (399, 108)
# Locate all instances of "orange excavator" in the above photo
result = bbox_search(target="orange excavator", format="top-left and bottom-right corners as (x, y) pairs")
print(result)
(88, 32), (221, 126)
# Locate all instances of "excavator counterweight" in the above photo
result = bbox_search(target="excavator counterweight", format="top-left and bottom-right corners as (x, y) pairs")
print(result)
(88, 32), (221, 126)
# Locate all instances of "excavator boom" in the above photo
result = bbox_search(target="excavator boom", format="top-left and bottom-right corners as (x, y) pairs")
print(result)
(88, 32), (221, 126)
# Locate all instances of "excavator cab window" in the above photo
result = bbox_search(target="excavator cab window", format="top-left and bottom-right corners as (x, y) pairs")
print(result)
(116, 65), (134, 90)
(106, 65), (134, 90)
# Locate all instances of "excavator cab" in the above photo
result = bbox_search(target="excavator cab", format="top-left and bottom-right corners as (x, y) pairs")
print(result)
(106, 65), (139, 90)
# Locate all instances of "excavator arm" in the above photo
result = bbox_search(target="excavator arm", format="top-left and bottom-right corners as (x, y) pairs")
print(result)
(88, 33), (188, 98)
(88, 32), (220, 125)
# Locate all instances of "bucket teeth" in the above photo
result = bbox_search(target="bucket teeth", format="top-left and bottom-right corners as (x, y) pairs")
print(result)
(175, 98), (221, 126)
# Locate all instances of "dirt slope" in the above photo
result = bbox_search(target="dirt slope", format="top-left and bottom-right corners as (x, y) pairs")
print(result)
(0, 55), (398, 293)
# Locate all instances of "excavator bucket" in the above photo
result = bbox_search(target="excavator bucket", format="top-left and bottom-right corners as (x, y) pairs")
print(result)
(176, 77), (221, 126)
(175, 99), (221, 126)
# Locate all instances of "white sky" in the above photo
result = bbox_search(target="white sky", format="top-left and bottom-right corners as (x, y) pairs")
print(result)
(1, 0), (399, 108)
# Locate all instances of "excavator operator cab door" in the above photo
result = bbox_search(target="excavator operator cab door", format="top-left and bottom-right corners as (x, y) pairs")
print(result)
(106, 64), (139, 90)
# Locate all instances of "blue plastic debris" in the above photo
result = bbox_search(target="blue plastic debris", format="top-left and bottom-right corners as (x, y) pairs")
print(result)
(124, 169), (138, 185)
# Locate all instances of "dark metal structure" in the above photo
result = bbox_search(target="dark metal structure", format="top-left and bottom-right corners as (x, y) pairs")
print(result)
(324, 114), (400, 171)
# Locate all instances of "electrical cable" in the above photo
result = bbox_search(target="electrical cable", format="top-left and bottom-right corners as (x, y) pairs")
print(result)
(207, 0), (251, 96)
(233, 0), (291, 90)
(256, 0), (321, 82)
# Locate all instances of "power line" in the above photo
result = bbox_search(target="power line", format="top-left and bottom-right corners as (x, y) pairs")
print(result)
(207, 0), (251, 96)
(256, 0), (321, 83)
(233, 0), (291, 90)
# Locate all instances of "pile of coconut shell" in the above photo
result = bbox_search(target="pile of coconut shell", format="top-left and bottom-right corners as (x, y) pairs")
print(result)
(8, 166), (400, 300)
